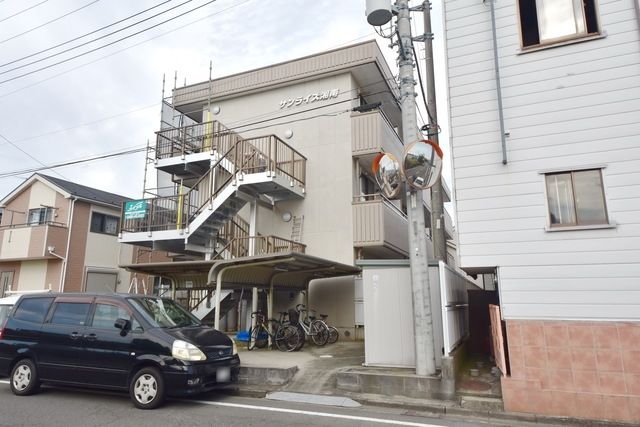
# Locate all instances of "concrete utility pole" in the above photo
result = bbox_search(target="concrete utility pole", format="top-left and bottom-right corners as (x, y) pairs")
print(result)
(423, 1), (448, 263)
(395, 0), (437, 376)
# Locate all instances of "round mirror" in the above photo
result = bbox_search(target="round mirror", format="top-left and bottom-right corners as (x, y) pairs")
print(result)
(372, 152), (402, 199)
(402, 140), (443, 190)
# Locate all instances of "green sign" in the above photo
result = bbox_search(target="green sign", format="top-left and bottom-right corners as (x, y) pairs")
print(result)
(124, 200), (147, 220)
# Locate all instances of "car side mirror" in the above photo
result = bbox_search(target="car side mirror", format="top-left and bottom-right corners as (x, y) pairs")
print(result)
(114, 318), (131, 335)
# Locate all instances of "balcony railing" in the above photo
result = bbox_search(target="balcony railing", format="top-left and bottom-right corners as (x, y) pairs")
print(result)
(156, 120), (239, 160)
(0, 222), (68, 260)
(352, 193), (409, 255)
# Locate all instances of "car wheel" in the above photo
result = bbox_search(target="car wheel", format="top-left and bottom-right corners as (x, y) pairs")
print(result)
(10, 359), (40, 396)
(130, 367), (165, 410)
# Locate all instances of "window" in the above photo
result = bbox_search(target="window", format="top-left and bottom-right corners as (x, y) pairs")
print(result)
(28, 207), (54, 226)
(518, 0), (599, 48)
(90, 212), (119, 235)
(545, 169), (608, 227)
(50, 302), (91, 326)
(13, 298), (53, 323)
(92, 303), (130, 329)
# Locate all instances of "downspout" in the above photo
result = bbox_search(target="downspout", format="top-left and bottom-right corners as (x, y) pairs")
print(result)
(488, 0), (508, 164)
(57, 197), (76, 292)
(207, 257), (296, 330)
(635, 0), (640, 38)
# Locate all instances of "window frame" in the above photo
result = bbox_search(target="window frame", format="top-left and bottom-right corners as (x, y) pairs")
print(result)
(89, 301), (142, 332)
(516, 0), (602, 51)
(543, 168), (611, 230)
(90, 211), (120, 236)
(27, 207), (54, 226)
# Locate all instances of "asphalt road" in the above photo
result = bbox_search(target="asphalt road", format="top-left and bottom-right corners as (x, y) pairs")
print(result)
(0, 379), (516, 427)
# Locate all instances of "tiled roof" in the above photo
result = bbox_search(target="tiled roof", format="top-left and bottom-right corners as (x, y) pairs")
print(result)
(38, 174), (130, 207)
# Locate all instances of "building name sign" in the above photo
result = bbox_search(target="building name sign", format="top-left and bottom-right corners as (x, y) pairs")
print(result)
(279, 89), (339, 109)
(124, 200), (147, 220)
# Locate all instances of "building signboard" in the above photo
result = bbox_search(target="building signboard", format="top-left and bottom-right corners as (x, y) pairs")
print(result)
(123, 200), (147, 220)
(279, 89), (339, 109)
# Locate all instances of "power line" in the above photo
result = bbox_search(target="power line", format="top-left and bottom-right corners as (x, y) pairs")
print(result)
(6, 102), (158, 145)
(0, 0), (101, 45)
(0, 90), (392, 180)
(0, 0), (218, 85)
(0, 0), (173, 68)
(0, 0), (252, 99)
(0, 0), (200, 76)
(0, 146), (147, 179)
(0, 131), (68, 181)
(0, 0), (48, 24)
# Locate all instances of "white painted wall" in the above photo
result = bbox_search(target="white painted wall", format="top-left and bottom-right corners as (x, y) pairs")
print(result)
(444, 0), (640, 320)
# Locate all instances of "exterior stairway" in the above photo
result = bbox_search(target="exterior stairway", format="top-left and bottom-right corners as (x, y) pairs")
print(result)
(119, 120), (306, 254)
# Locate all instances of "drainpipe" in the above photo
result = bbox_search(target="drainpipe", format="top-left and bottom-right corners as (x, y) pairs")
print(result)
(52, 197), (76, 292)
(207, 257), (296, 330)
(488, 0), (508, 164)
(635, 0), (640, 38)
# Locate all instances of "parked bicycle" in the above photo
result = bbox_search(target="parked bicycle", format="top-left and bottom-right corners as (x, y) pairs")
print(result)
(247, 311), (301, 352)
(318, 314), (339, 344)
(289, 304), (329, 348)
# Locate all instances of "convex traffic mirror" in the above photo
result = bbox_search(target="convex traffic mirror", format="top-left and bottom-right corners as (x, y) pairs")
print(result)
(372, 152), (402, 199)
(402, 140), (443, 190)
(372, 140), (443, 198)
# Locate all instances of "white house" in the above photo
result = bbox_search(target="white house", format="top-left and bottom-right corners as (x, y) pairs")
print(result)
(443, 0), (640, 422)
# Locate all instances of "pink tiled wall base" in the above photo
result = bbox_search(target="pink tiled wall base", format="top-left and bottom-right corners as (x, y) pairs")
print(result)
(502, 320), (640, 423)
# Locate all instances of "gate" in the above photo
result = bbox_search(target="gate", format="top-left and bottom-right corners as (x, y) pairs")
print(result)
(438, 261), (470, 355)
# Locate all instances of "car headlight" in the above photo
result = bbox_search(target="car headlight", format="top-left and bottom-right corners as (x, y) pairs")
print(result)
(232, 340), (238, 355)
(172, 339), (206, 361)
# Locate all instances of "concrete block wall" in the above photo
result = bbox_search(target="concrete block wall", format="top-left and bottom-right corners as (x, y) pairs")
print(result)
(502, 319), (640, 423)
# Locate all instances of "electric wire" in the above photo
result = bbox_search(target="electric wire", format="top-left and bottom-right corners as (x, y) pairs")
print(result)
(0, 0), (101, 45)
(0, 132), (68, 180)
(412, 45), (436, 126)
(0, 89), (392, 179)
(0, 0), (251, 99)
(0, 0), (193, 74)
(0, 1), (220, 84)
(0, 0), (173, 68)
(0, 0), (48, 24)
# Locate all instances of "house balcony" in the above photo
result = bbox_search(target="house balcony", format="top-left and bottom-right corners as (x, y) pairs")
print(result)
(351, 110), (403, 173)
(0, 222), (68, 261)
(352, 194), (409, 258)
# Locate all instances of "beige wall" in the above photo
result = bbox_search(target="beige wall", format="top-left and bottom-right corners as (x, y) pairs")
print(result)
(210, 73), (360, 334)
(27, 181), (57, 210)
(0, 227), (32, 259)
(84, 205), (133, 293)
(16, 260), (48, 291)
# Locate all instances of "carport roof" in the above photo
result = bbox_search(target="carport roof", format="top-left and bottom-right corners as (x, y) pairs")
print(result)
(121, 252), (361, 290)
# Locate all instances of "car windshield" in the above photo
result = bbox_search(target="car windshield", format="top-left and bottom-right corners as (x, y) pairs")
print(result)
(128, 297), (201, 328)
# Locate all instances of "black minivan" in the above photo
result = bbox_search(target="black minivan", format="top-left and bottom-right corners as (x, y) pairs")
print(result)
(0, 293), (240, 409)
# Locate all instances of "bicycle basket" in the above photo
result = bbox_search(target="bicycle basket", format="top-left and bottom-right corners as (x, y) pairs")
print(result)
(288, 308), (299, 323)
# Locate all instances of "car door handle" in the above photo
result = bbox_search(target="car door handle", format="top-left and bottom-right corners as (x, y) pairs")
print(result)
(84, 333), (97, 341)
(70, 332), (81, 340)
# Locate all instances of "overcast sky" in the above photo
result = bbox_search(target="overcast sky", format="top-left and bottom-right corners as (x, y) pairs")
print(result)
(0, 0), (448, 200)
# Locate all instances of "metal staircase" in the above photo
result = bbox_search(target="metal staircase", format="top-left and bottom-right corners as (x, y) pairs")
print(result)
(119, 120), (306, 255)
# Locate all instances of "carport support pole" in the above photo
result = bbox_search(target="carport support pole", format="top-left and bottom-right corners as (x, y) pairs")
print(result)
(249, 201), (258, 333)
(251, 287), (258, 332)
(214, 267), (228, 330)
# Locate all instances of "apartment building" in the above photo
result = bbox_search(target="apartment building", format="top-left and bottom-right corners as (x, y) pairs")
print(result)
(0, 174), (163, 295)
(443, 0), (640, 422)
(118, 40), (455, 339)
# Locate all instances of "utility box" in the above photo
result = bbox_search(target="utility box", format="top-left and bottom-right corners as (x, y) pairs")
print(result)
(357, 260), (445, 369)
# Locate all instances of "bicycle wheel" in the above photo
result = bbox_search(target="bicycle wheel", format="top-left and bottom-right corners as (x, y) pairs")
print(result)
(327, 326), (339, 344)
(310, 320), (329, 346)
(275, 324), (301, 352)
(248, 325), (268, 350)
(294, 324), (305, 351)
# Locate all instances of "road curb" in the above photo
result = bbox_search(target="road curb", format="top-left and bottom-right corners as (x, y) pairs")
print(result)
(224, 385), (635, 427)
